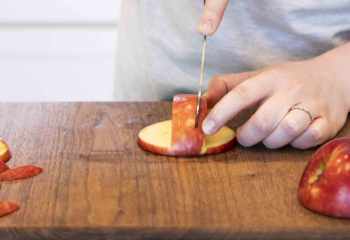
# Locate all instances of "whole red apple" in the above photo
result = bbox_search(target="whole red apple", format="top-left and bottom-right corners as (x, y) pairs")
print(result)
(298, 137), (350, 218)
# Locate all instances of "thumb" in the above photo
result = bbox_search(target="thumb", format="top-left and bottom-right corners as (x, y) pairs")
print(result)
(204, 70), (263, 108)
(198, 0), (229, 36)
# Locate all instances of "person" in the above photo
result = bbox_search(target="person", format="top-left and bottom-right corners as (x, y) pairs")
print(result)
(114, 0), (350, 149)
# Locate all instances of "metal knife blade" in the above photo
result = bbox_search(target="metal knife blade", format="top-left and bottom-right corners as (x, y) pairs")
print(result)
(195, 0), (207, 128)
(194, 35), (207, 128)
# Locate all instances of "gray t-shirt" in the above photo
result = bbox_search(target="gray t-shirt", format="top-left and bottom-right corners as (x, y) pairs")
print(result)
(114, 0), (350, 101)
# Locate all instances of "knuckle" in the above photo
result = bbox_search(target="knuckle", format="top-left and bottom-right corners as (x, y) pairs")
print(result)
(291, 124), (328, 149)
(207, 7), (220, 15)
(250, 115), (273, 135)
(209, 75), (227, 88)
(206, 4), (224, 14)
(307, 127), (324, 143)
(287, 81), (305, 96)
(209, 75), (222, 83)
(207, 76), (228, 107)
(236, 136), (249, 147)
(232, 84), (250, 101)
(290, 141), (307, 149)
(237, 135), (254, 147)
(280, 118), (300, 137)
(236, 128), (255, 147)
(265, 67), (288, 81)
(262, 139), (279, 149)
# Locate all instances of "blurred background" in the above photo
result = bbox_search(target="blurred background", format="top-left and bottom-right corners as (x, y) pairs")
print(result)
(0, 0), (121, 101)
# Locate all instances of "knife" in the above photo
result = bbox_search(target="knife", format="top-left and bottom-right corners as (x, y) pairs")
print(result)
(194, 0), (207, 128)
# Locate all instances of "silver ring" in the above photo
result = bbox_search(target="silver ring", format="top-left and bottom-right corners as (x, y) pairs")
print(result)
(290, 105), (314, 124)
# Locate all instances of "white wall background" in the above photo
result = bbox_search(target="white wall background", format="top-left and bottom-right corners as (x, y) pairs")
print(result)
(0, 0), (121, 101)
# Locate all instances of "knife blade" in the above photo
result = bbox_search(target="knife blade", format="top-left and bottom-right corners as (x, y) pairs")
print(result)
(195, 0), (207, 129)
(194, 36), (207, 128)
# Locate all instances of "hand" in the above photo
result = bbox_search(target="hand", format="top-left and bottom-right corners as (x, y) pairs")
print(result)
(202, 43), (350, 149)
(198, 0), (229, 36)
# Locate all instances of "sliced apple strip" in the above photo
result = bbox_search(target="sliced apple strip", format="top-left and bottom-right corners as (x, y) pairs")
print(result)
(0, 201), (20, 217)
(0, 140), (12, 163)
(171, 94), (207, 155)
(138, 94), (236, 156)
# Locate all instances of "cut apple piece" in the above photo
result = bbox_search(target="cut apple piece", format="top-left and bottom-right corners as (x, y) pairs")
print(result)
(0, 165), (43, 181)
(171, 94), (207, 155)
(138, 94), (236, 156)
(0, 140), (12, 163)
(138, 120), (236, 156)
(0, 201), (20, 217)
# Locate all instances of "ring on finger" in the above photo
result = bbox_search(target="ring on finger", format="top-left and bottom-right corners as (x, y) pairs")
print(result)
(289, 105), (314, 124)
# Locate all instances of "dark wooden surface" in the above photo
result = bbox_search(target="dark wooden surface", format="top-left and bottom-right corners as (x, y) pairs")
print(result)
(0, 102), (349, 240)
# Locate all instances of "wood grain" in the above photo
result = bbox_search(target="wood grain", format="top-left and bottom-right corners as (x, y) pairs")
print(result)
(0, 102), (349, 239)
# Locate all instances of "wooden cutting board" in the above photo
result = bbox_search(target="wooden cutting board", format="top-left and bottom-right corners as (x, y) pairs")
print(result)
(0, 102), (349, 239)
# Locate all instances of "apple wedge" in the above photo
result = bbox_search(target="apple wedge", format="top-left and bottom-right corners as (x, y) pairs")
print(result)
(138, 94), (236, 156)
(0, 140), (12, 163)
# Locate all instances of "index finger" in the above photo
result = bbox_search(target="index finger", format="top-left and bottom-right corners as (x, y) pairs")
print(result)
(202, 74), (275, 135)
(198, 0), (229, 36)
(204, 70), (264, 108)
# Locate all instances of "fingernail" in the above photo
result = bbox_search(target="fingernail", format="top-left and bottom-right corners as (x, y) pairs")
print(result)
(201, 20), (213, 31)
(202, 119), (216, 134)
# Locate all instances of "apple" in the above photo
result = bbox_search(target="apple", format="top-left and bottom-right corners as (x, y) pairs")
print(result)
(138, 94), (236, 156)
(0, 139), (12, 163)
(298, 137), (350, 218)
(171, 94), (207, 155)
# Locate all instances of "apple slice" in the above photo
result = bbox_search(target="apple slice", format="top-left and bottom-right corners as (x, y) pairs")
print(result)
(0, 140), (12, 163)
(0, 201), (20, 217)
(138, 120), (236, 156)
(138, 94), (236, 156)
(298, 137), (350, 218)
(171, 94), (207, 155)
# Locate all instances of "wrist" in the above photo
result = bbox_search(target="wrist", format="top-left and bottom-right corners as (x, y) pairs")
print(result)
(313, 42), (350, 112)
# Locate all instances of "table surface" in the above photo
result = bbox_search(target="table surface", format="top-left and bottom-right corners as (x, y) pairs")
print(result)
(0, 102), (349, 239)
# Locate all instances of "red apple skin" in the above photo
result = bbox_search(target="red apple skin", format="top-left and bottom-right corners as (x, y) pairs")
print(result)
(298, 137), (350, 218)
(205, 137), (237, 155)
(171, 94), (207, 155)
(137, 137), (172, 156)
(138, 136), (236, 156)
(0, 140), (12, 163)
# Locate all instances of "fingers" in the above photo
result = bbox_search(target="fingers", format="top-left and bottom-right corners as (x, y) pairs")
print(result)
(205, 70), (263, 108)
(236, 93), (296, 147)
(291, 118), (331, 149)
(198, 0), (230, 36)
(262, 105), (316, 149)
(200, 59), (348, 149)
(202, 73), (274, 135)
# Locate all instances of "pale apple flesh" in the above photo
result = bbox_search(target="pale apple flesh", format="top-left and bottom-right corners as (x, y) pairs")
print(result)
(138, 120), (236, 156)
(298, 137), (350, 218)
(0, 140), (12, 163)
